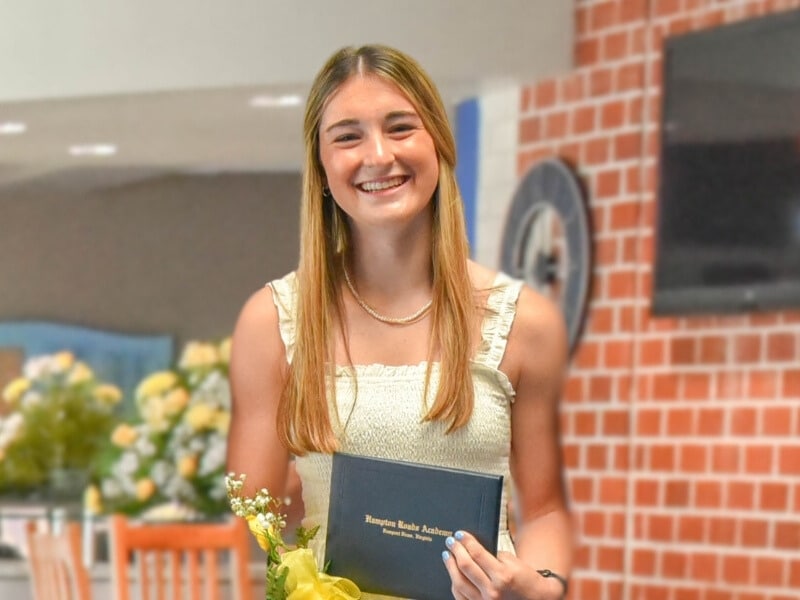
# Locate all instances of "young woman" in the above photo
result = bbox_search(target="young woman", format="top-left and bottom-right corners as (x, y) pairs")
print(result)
(226, 44), (573, 600)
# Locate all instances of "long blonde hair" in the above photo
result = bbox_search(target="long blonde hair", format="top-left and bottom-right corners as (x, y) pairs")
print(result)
(279, 44), (477, 455)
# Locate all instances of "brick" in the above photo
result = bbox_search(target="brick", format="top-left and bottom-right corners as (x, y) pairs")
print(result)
(784, 369), (800, 397)
(589, 305), (613, 334)
(747, 370), (778, 398)
(637, 409), (661, 435)
(583, 510), (605, 536)
(648, 514), (673, 541)
(609, 201), (639, 230)
(767, 332), (796, 361)
(778, 446), (800, 475)
(754, 556), (784, 586)
(728, 481), (755, 509)
(774, 520), (800, 550)
(662, 551), (687, 578)
(666, 408), (693, 435)
(597, 545), (624, 571)
(620, 0), (648, 23)
(640, 339), (665, 366)
(601, 99), (626, 129)
(604, 339), (631, 368)
(600, 477), (627, 505)
(690, 552), (718, 582)
(575, 410), (597, 435)
(589, 67), (614, 97)
(697, 408), (724, 435)
(603, 31), (629, 61)
(617, 62), (645, 92)
(603, 409), (629, 436)
(745, 445), (773, 474)
(712, 445), (740, 473)
(652, 373), (678, 400)
(544, 111), (568, 138)
(664, 480), (689, 507)
(670, 337), (695, 364)
(734, 333), (762, 363)
(557, 142), (580, 166)
(518, 116), (541, 144)
(586, 444), (608, 470)
(571, 477), (594, 503)
(680, 444), (707, 473)
(608, 511), (626, 538)
(591, 0), (618, 31)
(614, 131), (642, 161)
(730, 407), (757, 435)
(650, 444), (675, 471)
(722, 555), (750, 584)
(790, 558), (800, 588)
(596, 169), (621, 198)
(576, 37), (600, 66)
(584, 137), (609, 165)
(608, 271), (635, 299)
(560, 73), (584, 103)
(635, 479), (659, 506)
(534, 80), (557, 109)
(760, 482), (788, 511)
(700, 335), (727, 363)
(741, 519), (768, 547)
(572, 105), (596, 135)
(696, 481), (722, 508)
(654, 0), (681, 17)
(709, 517), (736, 545)
(678, 515), (705, 543)
(563, 375), (584, 403)
(683, 372), (711, 400)
(589, 375), (612, 401)
(575, 339), (599, 368)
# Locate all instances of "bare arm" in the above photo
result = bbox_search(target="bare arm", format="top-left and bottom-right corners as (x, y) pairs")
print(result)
(225, 285), (301, 522)
(443, 286), (573, 599)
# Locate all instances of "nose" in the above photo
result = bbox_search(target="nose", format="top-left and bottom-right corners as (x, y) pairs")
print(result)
(363, 131), (394, 167)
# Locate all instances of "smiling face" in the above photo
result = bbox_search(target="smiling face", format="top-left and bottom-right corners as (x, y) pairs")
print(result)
(318, 74), (440, 233)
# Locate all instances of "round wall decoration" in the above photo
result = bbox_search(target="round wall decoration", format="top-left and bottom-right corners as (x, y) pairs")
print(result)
(500, 158), (592, 354)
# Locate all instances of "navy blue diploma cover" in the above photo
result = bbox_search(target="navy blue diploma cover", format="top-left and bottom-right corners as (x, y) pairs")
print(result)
(325, 452), (503, 600)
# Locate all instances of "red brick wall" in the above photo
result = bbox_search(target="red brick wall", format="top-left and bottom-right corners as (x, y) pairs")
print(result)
(517, 1), (800, 598)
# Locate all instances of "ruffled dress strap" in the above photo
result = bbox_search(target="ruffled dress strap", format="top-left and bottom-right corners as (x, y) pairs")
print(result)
(267, 271), (298, 364)
(475, 272), (524, 371)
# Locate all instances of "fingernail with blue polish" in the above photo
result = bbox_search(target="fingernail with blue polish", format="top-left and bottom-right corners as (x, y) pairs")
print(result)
(442, 550), (451, 561)
(445, 536), (455, 548)
(454, 530), (465, 541)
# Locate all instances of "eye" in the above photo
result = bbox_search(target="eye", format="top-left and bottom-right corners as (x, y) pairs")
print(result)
(333, 133), (360, 143)
(388, 123), (417, 136)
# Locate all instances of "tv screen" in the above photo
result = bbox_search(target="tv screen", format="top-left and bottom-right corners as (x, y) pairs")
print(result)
(653, 9), (800, 315)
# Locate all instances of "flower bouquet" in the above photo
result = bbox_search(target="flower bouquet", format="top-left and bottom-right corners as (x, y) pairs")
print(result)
(90, 339), (231, 519)
(0, 351), (121, 497)
(225, 473), (361, 600)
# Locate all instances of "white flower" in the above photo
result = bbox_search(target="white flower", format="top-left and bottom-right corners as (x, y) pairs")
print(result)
(117, 451), (140, 476)
(101, 478), (123, 499)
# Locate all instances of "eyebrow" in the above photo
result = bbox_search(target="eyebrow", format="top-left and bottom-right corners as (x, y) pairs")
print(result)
(324, 110), (421, 133)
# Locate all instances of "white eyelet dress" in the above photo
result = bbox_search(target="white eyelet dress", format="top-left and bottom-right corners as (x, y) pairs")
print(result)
(269, 271), (524, 600)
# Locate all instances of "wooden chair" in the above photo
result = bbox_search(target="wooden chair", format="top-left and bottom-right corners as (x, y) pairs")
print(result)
(109, 515), (253, 600)
(25, 520), (92, 600)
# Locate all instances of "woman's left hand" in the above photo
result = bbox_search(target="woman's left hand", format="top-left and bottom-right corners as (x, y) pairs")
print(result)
(442, 531), (564, 600)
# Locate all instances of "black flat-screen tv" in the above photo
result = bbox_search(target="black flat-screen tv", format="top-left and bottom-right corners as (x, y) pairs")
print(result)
(653, 9), (800, 315)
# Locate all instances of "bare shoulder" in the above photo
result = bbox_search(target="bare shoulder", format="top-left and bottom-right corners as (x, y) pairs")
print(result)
(504, 284), (568, 390)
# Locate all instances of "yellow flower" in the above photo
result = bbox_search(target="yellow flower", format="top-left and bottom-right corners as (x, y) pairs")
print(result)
(185, 403), (215, 431)
(67, 361), (94, 384)
(246, 515), (273, 551)
(94, 384), (122, 405)
(136, 371), (178, 400)
(164, 388), (189, 415)
(111, 424), (138, 448)
(2, 377), (30, 406)
(53, 351), (75, 372)
(218, 337), (232, 363)
(83, 485), (103, 515)
(213, 410), (231, 434)
(136, 478), (156, 501)
(178, 455), (198, 478)
(281, 547), (361, 599)
(179, 342), (219, 369)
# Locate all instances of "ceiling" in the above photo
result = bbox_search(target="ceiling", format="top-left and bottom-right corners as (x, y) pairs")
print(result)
(0, 1), (573, 190)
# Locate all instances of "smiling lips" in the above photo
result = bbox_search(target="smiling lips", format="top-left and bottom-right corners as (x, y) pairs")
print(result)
(357, 175), (408, 192)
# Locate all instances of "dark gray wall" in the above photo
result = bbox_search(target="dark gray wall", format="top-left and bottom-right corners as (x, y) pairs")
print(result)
(0, 168), (301, 351)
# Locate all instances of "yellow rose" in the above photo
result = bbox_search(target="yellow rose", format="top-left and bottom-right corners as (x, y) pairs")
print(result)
(136, 371), (178, 400)
(218, 337), (232, 363)
(179, 342), (219, 369)
(177, 455), (198, 478)
(164, 388), (189, 415)
(281, 547), (361, 599)
(53, 351), (75, 372)
(136, 478), (156, 501)
(2, 377), (30, 406)
(111, 424), (138, 448)
(185, 403), (215, 431)
(67, 361), (94, 385)
(246, 515), (273, 551)
(83, 485), (103, 515)
(213, 410), (231, 434)
(94, 384), (122, 405)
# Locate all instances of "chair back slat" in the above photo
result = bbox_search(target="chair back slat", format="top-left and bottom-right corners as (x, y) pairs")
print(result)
(26, 521), (92, 600)
(109, 515), (253, 600)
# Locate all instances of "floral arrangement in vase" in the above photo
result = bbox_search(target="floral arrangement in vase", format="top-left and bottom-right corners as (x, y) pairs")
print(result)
(0, 351), (121, 496)
(88, 338), (231, 519)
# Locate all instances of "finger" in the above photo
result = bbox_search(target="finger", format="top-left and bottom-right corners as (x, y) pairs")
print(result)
(441, 550), (480, 600)
(445, 533), (493, 592)
(452, 530), (502, 580)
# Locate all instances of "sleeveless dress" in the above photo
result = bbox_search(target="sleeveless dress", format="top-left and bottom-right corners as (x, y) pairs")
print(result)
(269, 271), (523, 600)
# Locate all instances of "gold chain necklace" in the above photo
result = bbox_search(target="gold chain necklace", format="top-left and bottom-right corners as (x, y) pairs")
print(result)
(342, 266), (433, 325)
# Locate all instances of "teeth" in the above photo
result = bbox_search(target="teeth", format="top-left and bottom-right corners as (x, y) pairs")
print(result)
(359, 176), (405, 192)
